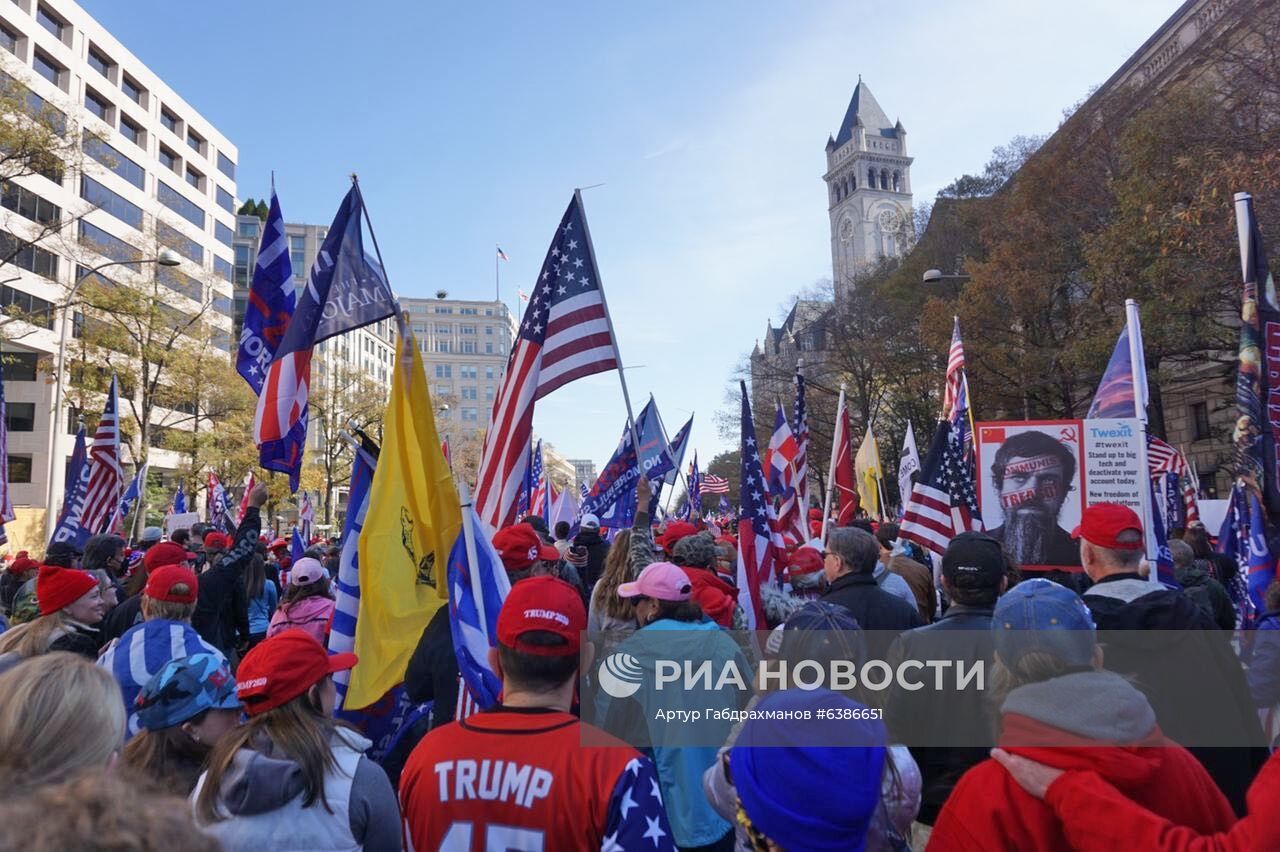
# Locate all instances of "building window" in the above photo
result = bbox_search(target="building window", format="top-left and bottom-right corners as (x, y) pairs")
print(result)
(461, 407), (478, 422)
(461, 341), (476, 353)
(87, 46), (112, 78)
(217, 152), (235, 180)
(485, 342), (493, 354)
(5, 401), (33, 431)
(1191, 402), (1211, 441)
(82, 136), (145, 189)
(157, 181), (204, 229)
(158, 145), (179, 172)
(461, 325), (476, 334)
(184, 165), (203, 189)
(435, 364), (451, 378)
(460, 307), (478, 315)
(32, 50), (64, 89)
(158, 265), (203, 301)
(0, 229), (57, 280)
(214, 255), (232, 282)
(8, 455), (31, 484)
(120, 76), (143, 106)
(485, 386), (494, 401)
(81, 176), (143, 230)
(160, 108), (179, 133)
(36, 5), (63, 40)
(289, 235), (305, 279)
(484, 325), (493, 335)
(0, 21), (18, 55)
(1, 180), (60, 226)
(0, 284), (52, 327)
(461, 387), (477, 400)
(233, 243), (251, 286)
(186, 129), (203, 154)
(83, 88), (111, 122)
(216, 186), (233, 213)
(2, 351), (38, 381)
(119, 115), (143, 146)
(237, 218), (259, 238)
(435, 324), (450, 334)
(485, 367), (494, 380)
(460, 365), (477, 379)
(436, 306), (453, 314)
(157, 220), (202, 264)
(79, 220), (140, 263)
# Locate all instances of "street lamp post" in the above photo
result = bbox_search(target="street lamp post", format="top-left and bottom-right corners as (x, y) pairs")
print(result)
(43, 249), (182, 535)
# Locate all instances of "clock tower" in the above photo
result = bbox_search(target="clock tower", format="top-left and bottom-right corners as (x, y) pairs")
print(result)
(824, 77), (913, 293)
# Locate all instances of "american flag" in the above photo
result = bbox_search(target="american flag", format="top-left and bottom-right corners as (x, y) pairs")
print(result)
(764, 402), (801, 545)
(474, 193), (620, 529)
(1148, 435), (1200, 524)
(900, 419), (983, 558)
(207, 472), (233, 532)
(80, 374), (124, 537)
(496, 246), (509, 262)
(793, 369), (810, 527)
(736, 381), (784, 628)
(943, 317), (974, 451)
(700, 474), (730, 495)
(528, 440), (548, 516)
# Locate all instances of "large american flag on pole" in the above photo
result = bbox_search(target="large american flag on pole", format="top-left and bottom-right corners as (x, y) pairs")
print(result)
(736, 380), (784, 629)
(474, 193), (620, 529)
(900, 420), (983, 557)
(80, 374), (124, 538)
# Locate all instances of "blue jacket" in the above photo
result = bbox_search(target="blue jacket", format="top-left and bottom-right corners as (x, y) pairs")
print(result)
(1249, 610), (1280, 708)
(248, 580), (279, 635)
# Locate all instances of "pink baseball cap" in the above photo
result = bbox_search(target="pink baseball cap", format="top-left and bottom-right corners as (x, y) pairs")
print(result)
(617, 561), (693, 602)
(290, 557), (327, 585)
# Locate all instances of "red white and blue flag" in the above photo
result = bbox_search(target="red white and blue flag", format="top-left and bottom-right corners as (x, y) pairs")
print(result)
(736, 381), (784, 628)
(254, 185), (395, 492)
(943, 317), (974, 452)
(236, 188), (295, 395)
(701, 474), (729, 495)
(474, 193), (620, 529)
(764, 402), (801, 545)
(900, 420), (983, 558)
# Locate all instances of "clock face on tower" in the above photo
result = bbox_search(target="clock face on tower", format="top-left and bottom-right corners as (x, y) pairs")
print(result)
(839, 217), (854, 242)
(877, 208), (900, 232)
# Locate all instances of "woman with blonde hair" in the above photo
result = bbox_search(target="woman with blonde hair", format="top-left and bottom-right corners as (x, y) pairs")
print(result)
(0, 652), (125, 788)
(0, 565), (105, 663)
(192, 629), (400, 851)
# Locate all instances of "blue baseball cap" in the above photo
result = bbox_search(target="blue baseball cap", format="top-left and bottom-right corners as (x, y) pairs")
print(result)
(993, 578), (1096, 669)
(135, 653), (240, 730)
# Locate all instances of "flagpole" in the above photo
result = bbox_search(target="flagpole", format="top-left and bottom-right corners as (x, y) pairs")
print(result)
(1125, 298), (1159, 587)
(650, 397), (693, 516)
(820, 384), (846, 542)
(574, 188), (641, 451)
(494, 244), (500, 302)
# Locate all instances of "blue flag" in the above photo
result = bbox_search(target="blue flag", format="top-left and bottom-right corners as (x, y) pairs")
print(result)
(61, 424), (86, 520)
(1147, 473), (1176, 587)
(1087, 327), (1136, 418)
(291, 527), (305, 565)
(110, 463), (147, 535)
(447, 504), (512, 711)
(236, 189), (295, 395)
(581, 399), (671, 527)
(173, 484), (186, 514)
(689, 453), (703, 514)
(255, 185), (395, 491)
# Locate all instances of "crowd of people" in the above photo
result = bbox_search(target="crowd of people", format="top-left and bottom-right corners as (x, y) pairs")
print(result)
(0, 472), (1277, 851)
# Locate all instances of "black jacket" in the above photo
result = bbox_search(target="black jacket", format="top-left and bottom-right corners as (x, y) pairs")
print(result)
(820, 571), (923, 658)
(48, 622), (102, 659)
(573, 527), (610, 593)
(1084, 572), (1268, 814)
(192, 508), (258, 660)
(885, 604), (996, 824)
(1177, 561), (1237, 630)
(404, 605), (458, 730)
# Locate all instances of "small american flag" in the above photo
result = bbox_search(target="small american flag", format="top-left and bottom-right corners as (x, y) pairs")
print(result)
(700, 474), (730, 495)
(496, 246), (509, 262)
(943, 317), (973, 451)
(80, 375), (124, 537)
(900, 419), (983, 558)
(474, 193), (620, 529)
(1148, 435), (1200, 524)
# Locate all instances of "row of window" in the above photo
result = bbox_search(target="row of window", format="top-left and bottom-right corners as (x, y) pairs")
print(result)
(434, 364), (499, 380)
(428, 339), (502, 354)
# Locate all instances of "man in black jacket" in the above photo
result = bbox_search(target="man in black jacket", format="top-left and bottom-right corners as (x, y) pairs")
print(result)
(886, 532), (1007, 826)
(192, 483), (266, 666)
(820, 526), (922, 658)
(573, 513), (610, 593)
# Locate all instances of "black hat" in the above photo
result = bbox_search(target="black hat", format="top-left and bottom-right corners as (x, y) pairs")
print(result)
(941, 533), (1005, 589)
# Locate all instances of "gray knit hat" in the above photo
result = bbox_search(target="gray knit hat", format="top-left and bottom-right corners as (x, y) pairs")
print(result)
(672, 531), (717, 568)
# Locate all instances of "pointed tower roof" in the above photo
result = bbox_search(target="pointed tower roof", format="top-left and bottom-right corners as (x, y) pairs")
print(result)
(833, 78), (896, 147)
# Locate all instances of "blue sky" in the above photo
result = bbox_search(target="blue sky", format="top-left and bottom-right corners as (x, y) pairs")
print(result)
(83, 0), (1182, 470)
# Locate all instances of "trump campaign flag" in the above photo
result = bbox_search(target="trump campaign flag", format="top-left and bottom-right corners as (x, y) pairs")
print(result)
(236, 188), (295, 395)
(52, 375), (122, 547)
(255, 184), (395, 492)
(580, 397), (671, 527)
(349, 314), (460, 710)
(60, 423), (86, 522)
(448, 500), (512, 711)
(689, 453), (703, 514)
(474, 192), (621, 529)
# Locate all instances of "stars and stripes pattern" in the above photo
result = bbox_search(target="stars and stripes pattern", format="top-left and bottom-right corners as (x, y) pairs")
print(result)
(900, 420), (983, 558)
(236, 188), (295, 395)
(528, 440), (548, 516)
(764, 402), (801, 545)
(1148, 435), (1200, 524)
(330, 437), (377, 713)
(448, 502), (512, 715)
(80, 375), (124, 537)
(496, 245), (509, 262)
(474, 193), (620, 529)
(298, 490), (315, 540)
(943, 317), (974, 451)
(793, 368), (810, 522)
(700, 474), (730, 494)
(736, 381), (784, 629)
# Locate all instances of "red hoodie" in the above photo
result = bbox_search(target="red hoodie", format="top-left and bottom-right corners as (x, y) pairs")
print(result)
(683, 567), (736, 628)
(931, 705), (1236, 850)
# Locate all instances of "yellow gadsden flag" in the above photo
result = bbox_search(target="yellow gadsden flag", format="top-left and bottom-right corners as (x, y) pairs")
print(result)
(347, 313), (460, 709)
(854, 426), (883, 520)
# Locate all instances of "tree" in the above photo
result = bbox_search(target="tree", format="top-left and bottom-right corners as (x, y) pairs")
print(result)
(236, 198), (257, 216)
(254, 200), (269, 221)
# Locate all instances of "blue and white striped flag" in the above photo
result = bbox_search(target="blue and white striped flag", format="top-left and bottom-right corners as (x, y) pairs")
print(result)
(109, 463), (147, 536)
(237, 188), (295, 395)
(447, 504), (512, 711)
(331, 439), (377, 711)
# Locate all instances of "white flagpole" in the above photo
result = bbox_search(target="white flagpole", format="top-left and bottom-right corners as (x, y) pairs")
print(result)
(1125, 298), (1159, 586)
(820, 384), (846, 543)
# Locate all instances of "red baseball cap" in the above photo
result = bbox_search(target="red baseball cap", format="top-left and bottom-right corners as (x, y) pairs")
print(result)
(143, 541), (196, 572)
(785, 546), (824, 578)
(496, 576), (585, 656)
(144, 564), (199, 604)
(235, 629), (357, 716)
(268, 538), (289, 551)
(1072, 502), (1144, 550)
(203, 531), (232, 552)
(658, 520), (698, 553)
(492, 525), (560, 572)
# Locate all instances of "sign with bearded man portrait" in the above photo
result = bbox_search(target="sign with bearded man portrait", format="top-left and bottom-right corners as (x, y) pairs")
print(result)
(977, 422), (1085, 571)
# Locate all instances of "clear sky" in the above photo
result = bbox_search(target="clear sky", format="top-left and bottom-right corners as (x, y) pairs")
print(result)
(82, 0), (1183, 471)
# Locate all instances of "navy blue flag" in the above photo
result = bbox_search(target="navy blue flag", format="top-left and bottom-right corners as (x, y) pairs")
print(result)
(236, 189), (295, 394)
(61, 424), (86, 520)
(291, 527), (305, 565)
(254, 185), (396, 491)
(173, 484), (186, 514)
(581, 399), (671, 527)
(689, 453), (703, 514)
